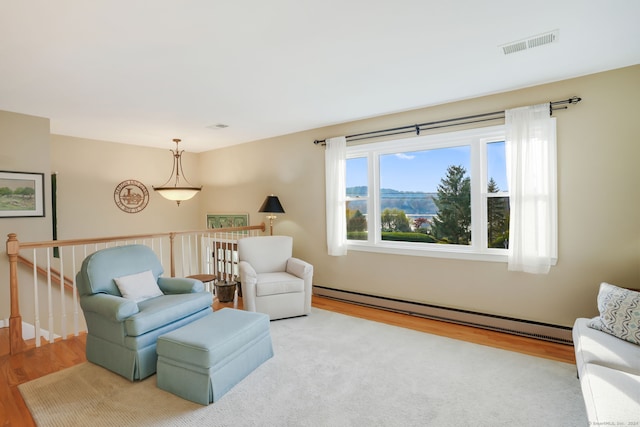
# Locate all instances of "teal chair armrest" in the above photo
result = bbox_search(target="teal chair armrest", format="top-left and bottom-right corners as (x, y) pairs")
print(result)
(158, 277), (203, 294)
(80, 293), (139, 321)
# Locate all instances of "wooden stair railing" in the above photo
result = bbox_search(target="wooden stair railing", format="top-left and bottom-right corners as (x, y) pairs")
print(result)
(5, 223), (265, 355)
(17, 255), (74, 292)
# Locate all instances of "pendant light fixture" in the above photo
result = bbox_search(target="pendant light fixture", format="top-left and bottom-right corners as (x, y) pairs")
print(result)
(153, 138), (202, 206)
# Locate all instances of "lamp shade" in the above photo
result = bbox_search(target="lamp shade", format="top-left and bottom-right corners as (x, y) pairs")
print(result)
(259, 195), (285, 214)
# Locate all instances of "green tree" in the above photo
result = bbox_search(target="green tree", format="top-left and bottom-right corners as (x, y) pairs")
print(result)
(14, 187), (35, 197)
(0, 187), (12, 197)
(347, 209), (367, 232)
(487, 178), (509, 248)
(431, 165), (471, 244)
(381, 208), (411, 232)
(346, 201), (356, 222)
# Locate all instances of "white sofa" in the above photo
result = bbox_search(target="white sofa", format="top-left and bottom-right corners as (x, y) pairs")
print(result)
(572, 283), (640, 424)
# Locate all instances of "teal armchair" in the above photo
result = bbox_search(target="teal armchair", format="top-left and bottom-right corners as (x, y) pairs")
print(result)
(76, 245), (213, 381)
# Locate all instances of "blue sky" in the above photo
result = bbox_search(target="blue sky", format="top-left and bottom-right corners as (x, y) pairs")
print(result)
(347, 142), (508, 193)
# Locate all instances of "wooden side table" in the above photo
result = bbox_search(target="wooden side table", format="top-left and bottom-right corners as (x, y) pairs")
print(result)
(186, 274), (217, 294)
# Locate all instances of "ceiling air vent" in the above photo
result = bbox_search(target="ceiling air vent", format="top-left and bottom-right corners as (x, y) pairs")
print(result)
(206, 123), (229, 130)
(501, 30), (559, 55)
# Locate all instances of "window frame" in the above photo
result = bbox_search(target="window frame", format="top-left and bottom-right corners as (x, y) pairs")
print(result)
(345, 125), (511, 262)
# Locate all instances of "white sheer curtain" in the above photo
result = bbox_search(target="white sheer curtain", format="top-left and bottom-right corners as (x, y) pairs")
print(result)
(505, 103), (557, 274)
(325, 136), (347, 256)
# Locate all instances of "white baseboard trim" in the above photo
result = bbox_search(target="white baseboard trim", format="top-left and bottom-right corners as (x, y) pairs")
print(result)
(0, 319), (60, 340)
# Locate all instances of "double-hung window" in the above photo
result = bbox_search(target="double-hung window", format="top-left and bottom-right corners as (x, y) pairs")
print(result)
(345, 125), (511, 261)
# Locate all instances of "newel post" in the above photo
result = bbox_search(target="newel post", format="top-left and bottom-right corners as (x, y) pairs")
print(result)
(6, 233), (24, 354)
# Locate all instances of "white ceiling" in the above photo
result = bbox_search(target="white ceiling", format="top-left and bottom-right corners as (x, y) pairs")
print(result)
(1, 1), (639, 153)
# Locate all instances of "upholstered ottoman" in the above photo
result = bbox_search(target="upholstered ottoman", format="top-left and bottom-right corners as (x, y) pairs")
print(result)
(156, 308), (273, 405)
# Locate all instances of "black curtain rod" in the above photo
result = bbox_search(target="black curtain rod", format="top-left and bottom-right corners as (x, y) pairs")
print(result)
(313, 96), (582, 145)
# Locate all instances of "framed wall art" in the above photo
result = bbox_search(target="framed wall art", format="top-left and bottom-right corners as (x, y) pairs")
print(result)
(206, 213), (249, 229)
(0, 171), (45, 218)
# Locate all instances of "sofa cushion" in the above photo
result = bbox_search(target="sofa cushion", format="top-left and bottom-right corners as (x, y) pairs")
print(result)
(114, 270), (164, 302)
(157, 308), (271, 368)
(123, 307), (212, 350)
(588, 282), (640, 345)
(124, 292), (213, 337)
(256, 272), (304, 297)
(573, 318), (640, 376)
(579, 363), (640, 424)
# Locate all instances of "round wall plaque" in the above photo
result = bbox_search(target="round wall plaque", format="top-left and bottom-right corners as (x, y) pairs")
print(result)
(114, 180), (149, 213)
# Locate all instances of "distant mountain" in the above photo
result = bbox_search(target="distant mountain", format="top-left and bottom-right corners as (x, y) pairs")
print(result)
(346, 186), (368, 196)
(346, 187), (438, 215)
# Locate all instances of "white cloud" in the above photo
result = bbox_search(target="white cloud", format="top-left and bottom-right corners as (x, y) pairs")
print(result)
(395, 153), (415, 160)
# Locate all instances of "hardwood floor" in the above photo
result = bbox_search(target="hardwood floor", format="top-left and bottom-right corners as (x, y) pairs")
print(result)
(0, 295), (575, 426)
(312, 297), (576, 364)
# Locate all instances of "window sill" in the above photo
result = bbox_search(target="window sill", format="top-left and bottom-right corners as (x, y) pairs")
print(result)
(347, 241), (558, 266)
(347, 241), (508, 263)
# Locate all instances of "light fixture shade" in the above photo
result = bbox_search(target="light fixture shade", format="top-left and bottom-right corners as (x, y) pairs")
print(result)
(153, 187), (201, 202)
(259, 195), (285, 214)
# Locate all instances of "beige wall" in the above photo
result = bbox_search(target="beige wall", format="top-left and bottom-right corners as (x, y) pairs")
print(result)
(0, 126), (203, 320)
(50, 135), (202, 239)
(1, 65), (638, 328)
(0, 111), (51, 320)
(200, 65), (640, 327)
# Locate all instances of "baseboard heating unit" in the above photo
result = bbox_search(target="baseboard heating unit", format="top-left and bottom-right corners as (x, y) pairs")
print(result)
(313, 286), (573, 345)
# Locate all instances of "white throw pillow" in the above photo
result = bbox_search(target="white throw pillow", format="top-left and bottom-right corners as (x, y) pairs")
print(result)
(114, 270), (163, 302)
(587, 282), (640, 345)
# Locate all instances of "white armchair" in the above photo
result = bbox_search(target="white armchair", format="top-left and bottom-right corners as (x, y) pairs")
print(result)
(238, 236), (313, 320)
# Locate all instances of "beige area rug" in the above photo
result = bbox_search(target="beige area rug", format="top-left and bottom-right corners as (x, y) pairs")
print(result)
(20, 308), (587, 427)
